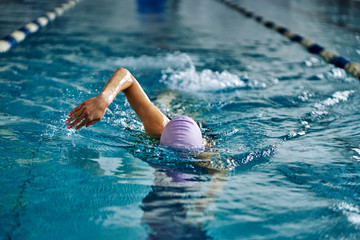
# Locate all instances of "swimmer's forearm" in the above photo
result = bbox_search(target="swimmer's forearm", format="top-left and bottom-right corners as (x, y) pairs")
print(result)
(65, 68), (133, 130)
(100, 67), (169, 134)
(66, 67), (169, 134)
(99, 67), (133, 106)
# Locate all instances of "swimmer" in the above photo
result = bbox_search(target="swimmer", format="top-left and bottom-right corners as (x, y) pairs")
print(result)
(66, 67), (204, 150)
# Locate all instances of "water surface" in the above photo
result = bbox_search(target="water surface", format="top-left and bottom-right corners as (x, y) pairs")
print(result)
(1, 0), (360, 239)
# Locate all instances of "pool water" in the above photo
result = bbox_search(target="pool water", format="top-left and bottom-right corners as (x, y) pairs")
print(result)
(1, 0), (360, 239)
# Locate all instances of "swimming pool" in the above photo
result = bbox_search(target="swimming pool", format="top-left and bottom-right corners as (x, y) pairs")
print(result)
(1, 0), (360, 239)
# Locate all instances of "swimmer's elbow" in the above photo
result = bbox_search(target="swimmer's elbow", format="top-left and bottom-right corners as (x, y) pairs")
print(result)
(116, 67), (129, 75)
(144, 119), (167, 136)
(116, 68), (135, 85)
(144, 128), (163, 137)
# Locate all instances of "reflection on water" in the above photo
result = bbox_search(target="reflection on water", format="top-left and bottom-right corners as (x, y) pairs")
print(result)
(67, 142), (228, 239)
(141, 169), (225, 239)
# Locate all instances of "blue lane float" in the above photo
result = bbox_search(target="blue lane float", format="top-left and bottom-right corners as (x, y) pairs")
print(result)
(0, 0), (81, 54)
(218, 0), (360, 80)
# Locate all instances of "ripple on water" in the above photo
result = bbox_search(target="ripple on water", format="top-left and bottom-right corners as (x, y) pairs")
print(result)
(336, 202), (360, 226)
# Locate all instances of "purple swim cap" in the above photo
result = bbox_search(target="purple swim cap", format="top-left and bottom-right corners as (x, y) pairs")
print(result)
(160, 116), (203, 150)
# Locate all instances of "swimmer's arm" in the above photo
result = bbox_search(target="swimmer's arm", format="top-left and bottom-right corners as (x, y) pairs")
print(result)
(66, 68), (170, 135)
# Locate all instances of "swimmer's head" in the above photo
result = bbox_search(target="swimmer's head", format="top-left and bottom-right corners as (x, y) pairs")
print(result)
(160, 116), (203, 150)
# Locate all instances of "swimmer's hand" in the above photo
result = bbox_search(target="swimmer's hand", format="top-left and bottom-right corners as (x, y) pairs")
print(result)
(65, 67), (169, 134)
(65, 95), (110, 130)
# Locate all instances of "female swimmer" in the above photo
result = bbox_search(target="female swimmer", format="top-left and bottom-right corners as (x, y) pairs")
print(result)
(65, 68), (203, 150)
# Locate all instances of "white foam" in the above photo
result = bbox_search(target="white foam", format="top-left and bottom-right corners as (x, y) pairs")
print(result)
(352, 148), (360, 161)
(159, 53), (246, 92)
(161, 66), (246, 92)
(298, 91), (313, 102)
(311, 90), (354, 118)
(337, 202), (360, 225)
(329, 68), (347, 78)
(352, 148), (360, 155)
(315, 90), (354, 110)
(110, 52), (247, 92)
(304, 57), (321, 67)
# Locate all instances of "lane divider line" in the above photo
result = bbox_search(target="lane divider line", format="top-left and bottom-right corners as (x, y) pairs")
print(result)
(0, 0), (81, 55)
(218, 0), (360, 80)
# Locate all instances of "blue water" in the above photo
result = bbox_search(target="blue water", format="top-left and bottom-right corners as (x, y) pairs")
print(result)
(1, 0), (360, 239)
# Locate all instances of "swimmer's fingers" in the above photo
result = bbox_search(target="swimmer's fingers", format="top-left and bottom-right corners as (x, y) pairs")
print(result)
(67, 112), (86, 129)
(66, 96), (107, 130)
(86, 120), (98, 128)
(68, 103), (83, 116)
(75, 118), (89, 130)
(65, 107), (84, 125)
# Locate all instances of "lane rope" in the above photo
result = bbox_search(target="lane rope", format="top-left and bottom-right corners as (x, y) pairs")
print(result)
(0, 0), (82, 55)
(218, 0), (360, 80)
